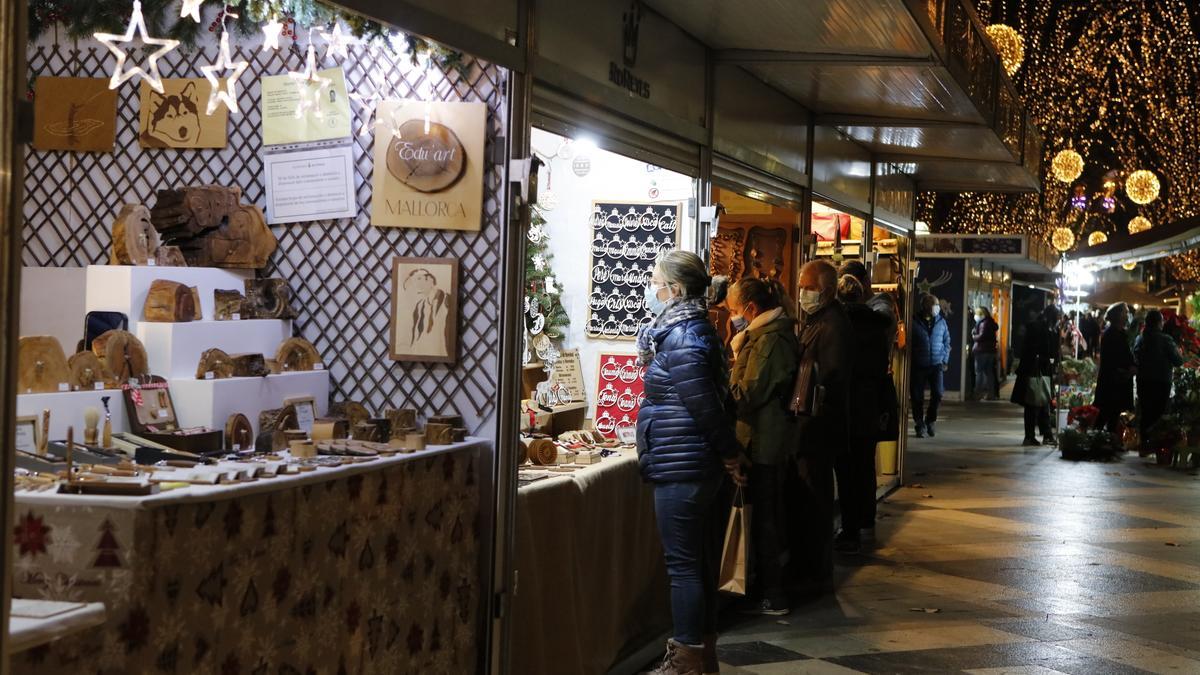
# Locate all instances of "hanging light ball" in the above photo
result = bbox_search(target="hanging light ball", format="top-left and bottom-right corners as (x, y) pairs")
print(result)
(985, 24), (1025, 76)
(1051, 227), (1076, 252)
(1087, 231), (1108, 247)
(1051, 149), (1084, 183)
(1125, 170), (1161, 205)
(1128, 216), (1152, 234)
(1121, 261), (1138, 271)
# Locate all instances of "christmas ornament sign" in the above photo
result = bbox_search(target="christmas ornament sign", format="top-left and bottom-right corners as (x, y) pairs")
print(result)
(371, 100), (486, 231)
(593, 352), (645, 439)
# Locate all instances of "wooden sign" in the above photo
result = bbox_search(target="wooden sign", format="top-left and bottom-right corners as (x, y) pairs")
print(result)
(549, 349), (586, 404)
(592, 352), (645, 438)
(32, 77), (118, 152)
(371, 100), (486, 231)
(138, 78), (228, 149)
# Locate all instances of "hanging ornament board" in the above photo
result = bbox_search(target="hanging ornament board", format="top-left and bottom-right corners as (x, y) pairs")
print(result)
(592, 352), (646, 439)
(586, 201), (681, 340)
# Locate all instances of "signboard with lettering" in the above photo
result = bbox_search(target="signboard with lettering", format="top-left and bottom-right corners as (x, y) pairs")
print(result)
(586, 201), (681, 340)
(370, 100), (486, 231)
(593, 352), (645, 438)
(916, 234), (1026, 258)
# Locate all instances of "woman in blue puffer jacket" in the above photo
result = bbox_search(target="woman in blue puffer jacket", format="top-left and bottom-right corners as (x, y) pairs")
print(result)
(637, 250), (744, 675)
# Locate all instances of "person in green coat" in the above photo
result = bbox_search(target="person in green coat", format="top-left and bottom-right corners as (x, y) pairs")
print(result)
(726, 276), (800, 616)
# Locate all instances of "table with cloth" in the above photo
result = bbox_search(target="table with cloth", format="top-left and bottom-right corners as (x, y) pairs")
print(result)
(511, 449), (671, 675)
(11, 440), (484, 675)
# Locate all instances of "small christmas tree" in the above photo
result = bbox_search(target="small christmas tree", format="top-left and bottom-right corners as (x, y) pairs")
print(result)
(92, 518), (122, 568)
(525, 207), (570, 341)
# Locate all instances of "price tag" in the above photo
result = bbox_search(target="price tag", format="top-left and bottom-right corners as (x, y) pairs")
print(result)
(146, 258), (157, 267)
(94, 382), (104, 390)
(57, 382), (69, 392)
(157, 409), (169, 418)
(204, 371), (215, 380)
(314, 363), (324, 370)
(231, 313), (241, 321)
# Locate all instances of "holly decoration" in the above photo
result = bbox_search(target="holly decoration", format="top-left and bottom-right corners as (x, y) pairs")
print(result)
(525, 206), (569, 342)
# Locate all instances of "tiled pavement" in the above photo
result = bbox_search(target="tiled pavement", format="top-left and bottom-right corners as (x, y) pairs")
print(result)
(712, 401), (1200, 674)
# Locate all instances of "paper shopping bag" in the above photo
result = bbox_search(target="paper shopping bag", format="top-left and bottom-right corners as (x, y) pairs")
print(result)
(718, 488), (751, 595)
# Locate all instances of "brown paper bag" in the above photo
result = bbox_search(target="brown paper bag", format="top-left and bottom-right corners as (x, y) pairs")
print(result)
(718, 488), (751, 595)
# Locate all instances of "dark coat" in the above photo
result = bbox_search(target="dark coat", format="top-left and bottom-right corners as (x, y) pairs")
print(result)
(730, 311), (799, 465)
(1134, 328), (1183, 386)
(796, 301), (853, 454)
(911, 314), (951, 368)
(972, 316), (999, 354)
(1094, 326), (1135, 411)
(1010, 318), (1057, 406)
(844, 302), (894, 441)
(637, 316), (741, 483)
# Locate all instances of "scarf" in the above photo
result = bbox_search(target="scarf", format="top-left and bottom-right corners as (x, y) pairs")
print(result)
(636, 296), (708, 365)
(730, 307), (784, 357)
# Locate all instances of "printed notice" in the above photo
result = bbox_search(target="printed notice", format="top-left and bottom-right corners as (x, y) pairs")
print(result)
(260, 67), (351, 145)
(263, 144), (357, 224)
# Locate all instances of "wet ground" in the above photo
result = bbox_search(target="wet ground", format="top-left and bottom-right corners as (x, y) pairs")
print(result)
(713, 401), (1200, 674)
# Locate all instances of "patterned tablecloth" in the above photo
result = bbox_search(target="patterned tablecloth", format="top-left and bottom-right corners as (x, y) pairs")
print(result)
(12, 441), (483, 675)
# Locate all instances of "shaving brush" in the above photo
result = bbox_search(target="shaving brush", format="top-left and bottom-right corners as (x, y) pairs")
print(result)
(84, 407), (100, 445)
(101, 395), (113, 449)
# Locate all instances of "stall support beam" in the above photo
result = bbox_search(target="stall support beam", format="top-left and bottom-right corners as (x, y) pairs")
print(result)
(697, 46), (716, 258)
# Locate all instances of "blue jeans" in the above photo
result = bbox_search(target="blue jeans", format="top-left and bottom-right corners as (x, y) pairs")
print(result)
(910, 366), (944, 426)
(653, 476), (724, 646)
(974, 353), (996, 398)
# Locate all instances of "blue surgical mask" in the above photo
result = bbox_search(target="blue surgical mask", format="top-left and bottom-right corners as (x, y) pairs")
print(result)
(731, 315), (748, 333)
(644, 283), (668, 316)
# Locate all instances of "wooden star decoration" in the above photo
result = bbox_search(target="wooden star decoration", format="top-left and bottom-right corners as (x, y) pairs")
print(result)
(94, 1), (180, 94)
(200, 31), (249, 115)
(288, 43), (331, 119)
(180, 0), (203, 23)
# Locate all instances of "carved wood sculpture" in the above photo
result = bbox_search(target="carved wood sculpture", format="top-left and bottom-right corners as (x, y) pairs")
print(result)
(275, 337), (321, 372)
(224, 413), (254, 450)
(68, 351), (116, 390)
(385, 408), (418, 438)
(231, 353), (269, 377)
(196, 348), (235, 379)
(259, 405), (299, 453)
(190, 287), (203, 320)
(351, 418), (390, 442)
(328, 401), (371, 429)
(155, 246), (188, 267)
(110, 204), (159, 265)
(311, 419), (350, 441)
(184, 204), (277, 268)
(214, 289), (246, 320)
(745, 227), (788, 283)
(150, 185), (241, 239)
(92, 330), (149, 382)
(18, 336), (71, 393)
(428, 413), (463, 428)
(244, 278), (296, 319)
(424, 422), (454, 446)
(709, 228), (746, 282)
(143, 279), (198, 322)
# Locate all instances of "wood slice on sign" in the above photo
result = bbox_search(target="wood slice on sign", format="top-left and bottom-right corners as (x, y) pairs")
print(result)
(143, 279), (198, 322)
(17, 336), (71, 393)
(92, 330), (149, 382)
(110, 203), (159, 265)
(68, 351), (115, 390)
(276, 337), (321, 372)
(385, 120), (467, 193)
(195, 348), (235, 379)
(224, 413), (254, 450)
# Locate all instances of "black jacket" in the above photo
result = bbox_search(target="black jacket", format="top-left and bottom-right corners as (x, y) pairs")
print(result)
(637, 316), (740, 483)
(1094, 326), (1135, 410)
(1134, 328), (1183, 385)
(796, 300), (852, 454)
(1010, 318), (1057, 406)
(844, 302), (893, 441)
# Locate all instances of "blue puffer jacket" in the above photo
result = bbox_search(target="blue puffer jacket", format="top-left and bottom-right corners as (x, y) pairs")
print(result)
(911, 314), (951, 368)
(637, 317), (741, 483)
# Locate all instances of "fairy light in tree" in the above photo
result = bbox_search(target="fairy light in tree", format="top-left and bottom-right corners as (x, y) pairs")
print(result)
(94, 1), (180, 94)
(261, 15), (284, 52)
(985, 24), (1025, 76)
(1125, 170), (1161, 205)
(200, 10), (249, 115)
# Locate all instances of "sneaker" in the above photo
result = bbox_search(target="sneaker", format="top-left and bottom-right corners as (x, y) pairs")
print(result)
(926, 422), (936, 437)
(738, 598), (791, 616)
(1022, 437), (1041, 447)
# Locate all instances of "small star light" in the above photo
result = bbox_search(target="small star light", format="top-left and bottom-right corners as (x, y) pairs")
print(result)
(261, 15), (284, 52)
(180, 0), (203, 22)
(200, 30), (249, 115)
(94, 1), (180, 94)
(319, 22), (352, 61)
(288, 42), (331, 119)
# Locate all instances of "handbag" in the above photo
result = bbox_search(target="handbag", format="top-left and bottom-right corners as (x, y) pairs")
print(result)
(1025, 375), (1052, 407)
(718, 488), (751, 595)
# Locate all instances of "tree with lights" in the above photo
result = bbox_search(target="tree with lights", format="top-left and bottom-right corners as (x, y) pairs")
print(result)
(525, 207), (569, 343)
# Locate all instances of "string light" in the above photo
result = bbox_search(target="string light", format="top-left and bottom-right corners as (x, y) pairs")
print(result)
(93, 1), (180, 94)
(180, 0), (203, 23)
(1125, 170), (1161, 205)
(1088, 231), (1108, 246)
(1051, 149), (1084, 183)
(1052, 227), (1075, 252)
(262, 15), (284, 52)
(985, 24), (1025, 76)
(319, 22), (352, 61)
(1122, 261), (1138, 271)
(1128, 215), (1152, 234)
(289, 40), (331, 119)
(200, 10), (248, 116)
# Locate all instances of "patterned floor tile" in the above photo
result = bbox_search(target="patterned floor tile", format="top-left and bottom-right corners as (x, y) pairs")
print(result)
(716, 641), (810, 666)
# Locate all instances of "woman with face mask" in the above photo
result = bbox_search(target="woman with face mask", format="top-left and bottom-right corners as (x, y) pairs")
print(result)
(726, 277), (799, 616)
(972, 307), (1000, 401)
(636, 251), (741, 675)
(1093, 302), (1136, 433)
(909, 294), (952, 437)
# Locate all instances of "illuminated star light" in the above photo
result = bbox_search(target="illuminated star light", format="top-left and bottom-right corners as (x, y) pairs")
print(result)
(261, 15), (284, 52)
(319, 22), (352, 61)
(94, 0), (180, 94)
(180, 0), (203, 23)
(288, 43), (331, 119)
(200, 31), (249, 115)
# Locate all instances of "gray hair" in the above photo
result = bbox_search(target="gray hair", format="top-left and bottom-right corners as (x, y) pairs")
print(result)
(655, 250), (727, 303)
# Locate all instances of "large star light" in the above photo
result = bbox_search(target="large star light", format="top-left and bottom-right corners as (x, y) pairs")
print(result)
(94, 1), (180, 94)
(288, 43), (331, 119)
(200, 31), (249, 115)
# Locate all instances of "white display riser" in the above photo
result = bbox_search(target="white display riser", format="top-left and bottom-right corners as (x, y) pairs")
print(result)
(17, 389), (129, 442)
(170, 371), (330, 437)
(138, 320), (291, 379)
(85, 265), (252, 335)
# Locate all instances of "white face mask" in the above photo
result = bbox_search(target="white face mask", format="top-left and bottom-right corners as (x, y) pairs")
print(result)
(931, 305), (941, 317)
(799, 289), (823, 315)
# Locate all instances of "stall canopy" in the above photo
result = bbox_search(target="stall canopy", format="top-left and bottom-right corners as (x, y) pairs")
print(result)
(1085, 282), (1168, 308)
(1071, 215), (1200, 270)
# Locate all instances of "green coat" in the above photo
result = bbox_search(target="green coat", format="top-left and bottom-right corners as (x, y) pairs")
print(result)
(730, 313), (800, 465)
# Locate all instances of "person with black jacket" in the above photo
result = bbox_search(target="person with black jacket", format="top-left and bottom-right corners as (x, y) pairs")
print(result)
(1011, 304), (1060, 446)
(636, 250), (740, 675)
(1094, 303), (1136, 433)
(1134, 309), (1183, 441)
(972, 307), (1000, 400)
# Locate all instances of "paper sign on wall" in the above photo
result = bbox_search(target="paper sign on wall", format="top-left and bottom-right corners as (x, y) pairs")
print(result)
(32, 77), (118, 152)
(262, 143), (357, 223)
(138, 78), (228, 148)
(260, 67), (351, 145)
(370, 100), (486, 231)
(549, 349), (586, 404)
(593, 352), (645, 439)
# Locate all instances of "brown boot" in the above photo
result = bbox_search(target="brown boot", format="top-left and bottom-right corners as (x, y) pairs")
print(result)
(650, 639), (704, 675)
(702, 634), (719, 674)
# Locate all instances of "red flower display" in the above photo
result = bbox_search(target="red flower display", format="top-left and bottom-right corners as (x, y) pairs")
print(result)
(1068, 405), (1101, 431)
(14, 511), (51, 557)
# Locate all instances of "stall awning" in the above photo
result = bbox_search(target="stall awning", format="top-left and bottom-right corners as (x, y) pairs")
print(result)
(1071, 215), (1200, 269)
(1083, 282), (1168, 308)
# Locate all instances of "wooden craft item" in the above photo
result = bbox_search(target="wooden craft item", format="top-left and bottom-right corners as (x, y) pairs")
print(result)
(424, 422), (454, 445)
(155, 246), (188, 267)
(224, 413), (253, 450)
(149, 185), (241, 239)
(316, 440), (386, 457)
(195, 348), (235, 379)
(67, 350), (115, 390)
(259, 405), (298, 453)
(40, 410), (50, 455)
(18, 336), (71, 394)
(311, 419), (349, 441)
(351, 422), (385, 443)
(190, 286), (203, 320)
(275, 337), (320, 372)
(386, 120), (467, 192)
(143, 279), (198, 322)
(428, 413), (463, 428)
(452, 428), (468, 443)
(367, 417), (391, 440)
(110, 204), (159, 265)
(243, 278), (296, 319)
(744, 227), (787, 282)
(84, 407), (100, 445)
(526, 438), (558, 466)
(214, 289), (246, 320)
(93, 330), (149, 382)
(385, 408), (417, 437)
(230, 353), (269, 377)
(182, 204), (277, 268)
(405, 433), (426, 451)
(709, 228), (745, 282)
(328, 401), (371, 429)
(517, 438), (529, 464)
(289, 440), (317, 459)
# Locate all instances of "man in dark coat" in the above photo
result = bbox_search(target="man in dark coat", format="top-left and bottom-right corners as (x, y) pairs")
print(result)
(909, 294), (952, 437)
(1134, 309), (1182, 441)
(1011, 304), (1059, 446)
